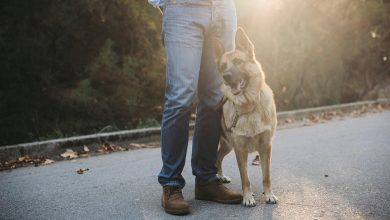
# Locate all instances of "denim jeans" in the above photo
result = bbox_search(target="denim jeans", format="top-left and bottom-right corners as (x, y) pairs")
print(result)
(158, 0), (237, 188)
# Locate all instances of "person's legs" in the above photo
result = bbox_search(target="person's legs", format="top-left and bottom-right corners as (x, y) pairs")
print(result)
(158, 2), (215, 215)
(158, 0), (242, 213)
(191, 0), (242, 204)
(158, 1), (211, 189)
(191, 0), (237, 185)
(158, 44), (201, 188)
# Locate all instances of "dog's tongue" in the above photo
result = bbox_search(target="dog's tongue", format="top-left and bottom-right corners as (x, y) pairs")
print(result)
(231, 83), (241, 95)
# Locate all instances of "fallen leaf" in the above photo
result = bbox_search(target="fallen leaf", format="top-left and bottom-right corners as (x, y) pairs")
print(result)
(43, 159), (55, 165)
(96, 142), (115, 153)
(17, 156), (25, 162)
(308, 115), (321, 123)
(116, 146), (127, 151)
(18, 156), (32, 163)
(79, 145), (91, 155)
(77, 168), (89, 174)
(147, 142), (160, 148)
(103, 142), (115, 151)
(83, 146), (90, 152)
(350, 110), (360, 117)
(60, 149), (78, 159)
(284, 118), (293, 124)
(96, 148), (105, 153)
(323, 111), (336, 120)
(376, 104), (384, 112)
(128, 143), (146, 148)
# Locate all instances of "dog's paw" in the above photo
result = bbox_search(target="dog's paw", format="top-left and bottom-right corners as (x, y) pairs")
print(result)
(216, 174), (231, 183)
(242, 193), (256, 207)
(265, 193), (278, 204)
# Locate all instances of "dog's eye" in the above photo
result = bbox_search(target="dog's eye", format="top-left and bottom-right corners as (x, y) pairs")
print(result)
(233, 58), (243, 65)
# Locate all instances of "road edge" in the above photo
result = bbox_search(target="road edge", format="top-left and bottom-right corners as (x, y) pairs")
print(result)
(1, 98), (389, 162)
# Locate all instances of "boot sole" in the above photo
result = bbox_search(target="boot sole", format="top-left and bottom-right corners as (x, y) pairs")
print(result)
(161, 201), (190, 215)
(164, 208), (190, 215)
(195, 195), (242, 204)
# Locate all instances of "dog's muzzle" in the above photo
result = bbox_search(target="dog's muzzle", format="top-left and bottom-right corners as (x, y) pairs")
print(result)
(222, 71), (247, 95)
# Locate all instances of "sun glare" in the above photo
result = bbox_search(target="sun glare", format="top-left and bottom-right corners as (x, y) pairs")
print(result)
(253, 0), (283, 11)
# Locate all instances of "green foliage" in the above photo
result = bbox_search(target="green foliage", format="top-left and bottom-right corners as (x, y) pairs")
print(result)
(0, 0), (388, 145)
(0, 0), (164, 145)
(136, 118), (161, 129)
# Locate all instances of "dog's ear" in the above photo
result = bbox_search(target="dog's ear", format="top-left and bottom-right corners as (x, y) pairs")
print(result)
(213, 38), (225, 62)
(235, 27), (255, 57)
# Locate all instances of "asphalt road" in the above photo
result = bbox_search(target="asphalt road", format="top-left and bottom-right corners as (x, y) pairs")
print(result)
(1, 111), (389, 220)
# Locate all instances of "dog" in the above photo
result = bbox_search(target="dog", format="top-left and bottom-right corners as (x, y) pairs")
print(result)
(214, 27), (278, 207)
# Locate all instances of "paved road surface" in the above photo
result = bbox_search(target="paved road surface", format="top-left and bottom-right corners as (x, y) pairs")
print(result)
(1, 112), (390, 220)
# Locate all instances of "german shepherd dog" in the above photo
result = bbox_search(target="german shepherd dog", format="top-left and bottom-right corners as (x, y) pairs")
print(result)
(214, 28), (278, 207)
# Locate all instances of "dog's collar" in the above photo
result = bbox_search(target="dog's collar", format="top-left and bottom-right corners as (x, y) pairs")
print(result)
(216, 95), (256, 113)
(225, 101), (256, 132)
(226, 108), (240, 132)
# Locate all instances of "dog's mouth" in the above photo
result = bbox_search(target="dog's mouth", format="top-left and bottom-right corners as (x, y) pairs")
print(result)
(229, 80), (247, 95)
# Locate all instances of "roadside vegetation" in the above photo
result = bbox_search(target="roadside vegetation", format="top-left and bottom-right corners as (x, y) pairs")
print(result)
(0, 0), (389, 145)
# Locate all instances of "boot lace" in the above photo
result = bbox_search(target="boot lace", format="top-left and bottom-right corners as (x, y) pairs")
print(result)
(167, 187), (184, 200)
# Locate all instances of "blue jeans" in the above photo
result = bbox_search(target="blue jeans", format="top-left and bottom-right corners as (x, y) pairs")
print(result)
(158, 0), (237, 188)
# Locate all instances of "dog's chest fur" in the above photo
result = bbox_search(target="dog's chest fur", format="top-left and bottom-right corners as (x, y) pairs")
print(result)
(223, 84), (276, 134)
(221, 85), (276, 152)
(223, 102), (269, 136)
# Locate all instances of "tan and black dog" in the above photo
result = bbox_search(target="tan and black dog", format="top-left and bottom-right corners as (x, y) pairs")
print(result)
(214, 28), (278, 207)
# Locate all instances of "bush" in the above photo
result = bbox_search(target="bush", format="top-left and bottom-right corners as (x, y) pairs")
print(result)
(0, 0), (164, 145)
(0, 0), (388, 145)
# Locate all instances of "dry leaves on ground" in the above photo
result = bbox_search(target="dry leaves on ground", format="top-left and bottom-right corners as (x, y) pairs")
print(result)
(323, 111), (336, 120)
(278, 103), (389, 127)
(284, 118), (294, 124)
(42, 159), (55, 165)
(128, 143), (147, 148)
(76, 168), (89, 174)
(78, 146), (90, 155)
(0, 156), (55, 171)
(376, 104), (384, 112)
(96, 142), (114, 153)
(95, 142), (128, 153)
(2, 103), (387, 172)
(60, 149), (78, 159)
(128, 142), (160, 149)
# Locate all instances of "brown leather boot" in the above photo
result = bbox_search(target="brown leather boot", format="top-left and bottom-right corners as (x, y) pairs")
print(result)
(161, 186), (190, 215)
(195, 180), (243, 204)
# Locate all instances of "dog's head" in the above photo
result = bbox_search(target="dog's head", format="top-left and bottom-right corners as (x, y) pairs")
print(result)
(214, 28), (263, 97)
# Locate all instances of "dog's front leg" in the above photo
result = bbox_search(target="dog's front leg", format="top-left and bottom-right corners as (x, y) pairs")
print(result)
(234, 148), (256, 207)
(216, 138), (233, 183)
(259, 143), (278, 204)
